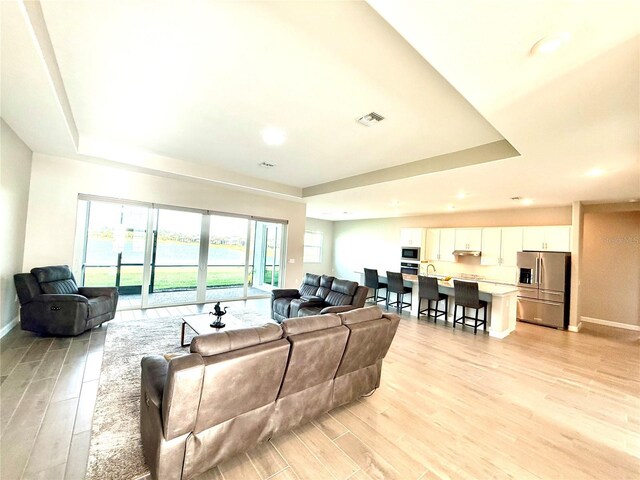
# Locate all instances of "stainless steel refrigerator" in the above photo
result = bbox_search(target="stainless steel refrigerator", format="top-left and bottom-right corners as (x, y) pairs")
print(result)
(516, 251), (571, 329)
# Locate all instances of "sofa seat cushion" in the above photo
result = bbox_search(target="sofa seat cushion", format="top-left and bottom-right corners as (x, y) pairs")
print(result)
(87, 296), (113, 318)
(297, 306), (323, 317)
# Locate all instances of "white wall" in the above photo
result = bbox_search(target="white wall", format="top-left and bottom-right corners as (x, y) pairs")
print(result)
(303, 217), (334, 276)
(333, 206), (572, 282)
(23, 153), (307, 289)
(1, 120), (33, 335)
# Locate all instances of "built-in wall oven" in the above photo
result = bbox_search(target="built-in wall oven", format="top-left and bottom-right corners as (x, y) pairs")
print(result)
(401, 247), (420, 262)
(400, 261), (419, 276)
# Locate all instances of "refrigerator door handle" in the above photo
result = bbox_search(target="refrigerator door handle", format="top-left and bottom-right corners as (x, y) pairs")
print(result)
(535, 256), (540, 286)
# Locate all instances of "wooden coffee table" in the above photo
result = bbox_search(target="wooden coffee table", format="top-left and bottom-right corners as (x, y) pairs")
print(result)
(180, 312), (275, 347)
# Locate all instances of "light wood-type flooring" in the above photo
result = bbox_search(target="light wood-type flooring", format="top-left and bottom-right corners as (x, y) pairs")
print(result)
(1, 299), (638, 480)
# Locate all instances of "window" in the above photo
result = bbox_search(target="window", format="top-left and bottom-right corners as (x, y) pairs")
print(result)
(303, 231), (323, 263)
(75, 196), (287, 308)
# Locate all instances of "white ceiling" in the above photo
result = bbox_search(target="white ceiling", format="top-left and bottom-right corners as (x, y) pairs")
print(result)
(2, 0), (639, 220)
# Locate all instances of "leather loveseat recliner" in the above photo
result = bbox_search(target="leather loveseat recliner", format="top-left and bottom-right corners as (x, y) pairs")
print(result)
(270, 273), (368, 323)
(13, 265), (118, 336)
(140, 305), (400, 480)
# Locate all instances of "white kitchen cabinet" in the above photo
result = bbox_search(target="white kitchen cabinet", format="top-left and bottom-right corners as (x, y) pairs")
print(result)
(500, 227), (523, 266)
(523, 226), (571, 252)
(400, 228), (425, 247)
(425, 229), (440, 261)
(455, 228), (482, 251)
(439, 229), (456, 262)
(544, 226), (571, 251)
(480, 228), (502, 265)
(424, 228), (455, 262)
(481, 227), (523, 266)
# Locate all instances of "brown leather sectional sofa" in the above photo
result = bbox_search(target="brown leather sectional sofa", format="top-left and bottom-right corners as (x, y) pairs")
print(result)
(140, 306), (400, 480)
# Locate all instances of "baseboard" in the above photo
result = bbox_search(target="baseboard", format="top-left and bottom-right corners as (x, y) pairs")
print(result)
(581, 316), (640, 331)
(568, 322), (582, 333)
(0, 317), (19, 338)
(489, 327), (514, 339)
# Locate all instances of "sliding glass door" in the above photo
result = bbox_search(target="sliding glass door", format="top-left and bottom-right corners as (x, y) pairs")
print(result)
(206, 215), (249, 301)
(148, 209), (202, 306)
(76, 197), (286, 309)
(249, 221), (283, 296)
(81, 202), (148, 309)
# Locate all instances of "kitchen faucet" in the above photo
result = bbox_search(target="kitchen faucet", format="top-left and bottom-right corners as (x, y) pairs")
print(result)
(426, 263), (436, 276)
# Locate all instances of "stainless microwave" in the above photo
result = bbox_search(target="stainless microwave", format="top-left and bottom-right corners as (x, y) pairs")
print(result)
(401, 247), (420, 261)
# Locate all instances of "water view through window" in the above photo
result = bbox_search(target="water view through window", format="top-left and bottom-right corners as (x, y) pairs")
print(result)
(76, 198), (285, 309)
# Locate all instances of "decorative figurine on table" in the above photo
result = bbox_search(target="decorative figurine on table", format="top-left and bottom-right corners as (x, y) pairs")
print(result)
(209, 302), (228, 329)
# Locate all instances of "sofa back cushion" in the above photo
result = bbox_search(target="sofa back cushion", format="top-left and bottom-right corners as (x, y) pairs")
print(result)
(279, 314), (348, 397)
(339, 305), (384, 325)
(324, 279), (358, 306)
(194, 339), (290, 433)
(190, 323), (282, 356)
(31, 265), (79, 295)
(316, 275), (335, 299)
(335, 306), (400, 378)
(299, 273), (321, 296)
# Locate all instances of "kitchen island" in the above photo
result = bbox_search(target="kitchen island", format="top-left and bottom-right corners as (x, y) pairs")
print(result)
(358, 272), (518, 339)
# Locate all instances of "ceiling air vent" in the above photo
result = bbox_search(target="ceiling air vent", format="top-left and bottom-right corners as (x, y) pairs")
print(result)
(356, 112), (385, 127)
(258, 162), (276, 168)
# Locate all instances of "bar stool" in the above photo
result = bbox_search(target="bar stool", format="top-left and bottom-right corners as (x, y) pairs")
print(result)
(453, 280), (487, 334)
(386, 271), (412, 312)
(364, 268), (387, 304)
(418, 275), (448, 322)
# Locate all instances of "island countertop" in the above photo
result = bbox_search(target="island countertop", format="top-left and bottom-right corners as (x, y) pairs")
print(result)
(399, 274), (518, 297)
(356, 270), (518, 339)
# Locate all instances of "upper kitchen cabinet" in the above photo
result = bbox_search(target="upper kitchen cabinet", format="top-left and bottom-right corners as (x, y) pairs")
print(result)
(454, 228), (482, 251)
(424, 228), (456, 262)
(425, 229), (440, 261)
(500, 227), (524, 265)
(439, 229), (456, 262)
(480, 227), (522, 266)
(480, 228), (501, 265)
(400, 228), (425, 248)
(522, 226), (571, 252)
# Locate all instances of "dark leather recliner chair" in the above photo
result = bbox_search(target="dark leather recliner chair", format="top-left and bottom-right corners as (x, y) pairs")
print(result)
(13, 265), (118, 336)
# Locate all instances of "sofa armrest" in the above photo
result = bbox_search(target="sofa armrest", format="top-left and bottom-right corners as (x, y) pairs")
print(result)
(141, 355), (169, 409)
(321, 305), (357, 315)
(271, 289), (300, 299)
(78, 286), (118, 299)
(33, 294), (88, 304)
(290, 298), (327, 317)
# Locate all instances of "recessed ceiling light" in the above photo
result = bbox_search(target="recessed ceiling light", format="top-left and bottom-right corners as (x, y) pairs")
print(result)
(530, 32), (571, 55)
(521, 198), (534, 206)
(587, 168), (605, 177)
(456, 192), (466, 200)
(258, 161), (276, 168)
(261, 127), (286, 146)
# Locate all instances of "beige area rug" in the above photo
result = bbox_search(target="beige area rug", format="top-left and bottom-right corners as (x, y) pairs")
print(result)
(86, 308), (273, 480)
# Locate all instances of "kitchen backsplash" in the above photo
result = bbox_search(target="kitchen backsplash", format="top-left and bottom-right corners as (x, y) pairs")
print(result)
(420, 257), (518, 285)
